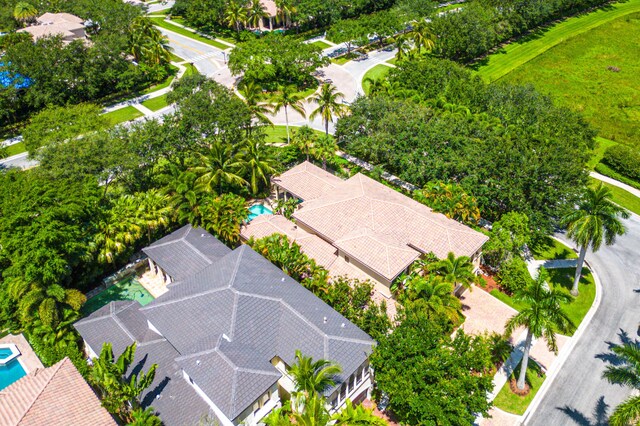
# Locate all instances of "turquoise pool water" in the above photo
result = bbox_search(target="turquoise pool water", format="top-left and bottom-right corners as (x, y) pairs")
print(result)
(0, 359), (26, 390)
(83, 277), (154, 314)
(248, 204), (273, 221)
(0, 348), (12, 359)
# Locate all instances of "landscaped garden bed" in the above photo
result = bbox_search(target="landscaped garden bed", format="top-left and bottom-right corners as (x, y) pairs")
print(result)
(494, 361), (545, 415)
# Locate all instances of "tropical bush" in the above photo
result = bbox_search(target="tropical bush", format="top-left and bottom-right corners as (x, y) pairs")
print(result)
(601, 144), (640, 183)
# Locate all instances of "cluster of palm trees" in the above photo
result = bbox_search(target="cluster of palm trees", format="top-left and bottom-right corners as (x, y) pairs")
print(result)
(13, 1), (38, 26)
(129, 17), (172, 66)
(394, 20), (436, 62)
(265, 350), (386, 425)
(224, 0), (296, 34)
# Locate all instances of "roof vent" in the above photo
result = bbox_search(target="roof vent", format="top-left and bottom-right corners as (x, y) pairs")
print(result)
(341, 323), (345, 328)
(323, 316), (327, 324)
(222, 333), (231, 342)
(281, 277), (285, 282)
(196, 360), (201, 366)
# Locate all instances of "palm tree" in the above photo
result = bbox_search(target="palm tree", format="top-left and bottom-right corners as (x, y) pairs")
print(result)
(191, 140), (246, 194)
(133, 189), (172, 243)
(309, 83), (347, 135)
(163, 165), (206, 226)
(28, 310), (80, 349)
(562, 182), (629, 296)
(145, 29), (172, 65)
(430, 251), (477, 292)
(205, 194), (249, 246)
(239, 138), (277, 195)
(240, 79), (274, 125)
(407, 20), (435, 54)
(13, 1), (38, 25)
(505, 269), (574, 390)
(602, 341), (640, 426)
(93, 196), (143, 264)
(130, 17), (172, 65)
(405, 275), (462, 324)
(363, 77), (391, 97)
(311, 134), (338, 170)
(225, 0), (248, 35)
(272, 85), (306, 144)
(393, 35), (413, 62)
(291, 125), (316, 160)
(275, 0), (296, 27)
(8, 279), (86, 327)
(288, 350), (342, 397)
(247, 0), (268, 28)
(333, 399), (388, 425)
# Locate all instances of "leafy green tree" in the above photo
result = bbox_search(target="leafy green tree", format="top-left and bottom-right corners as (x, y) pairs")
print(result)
(27, 310), (80, 350)
(273, 85), (307, 144)
(273, 198), (299, 219)
(370, 305), (494, 425)
(326, 18), (368, 54)
(311, 134), (338, 170)
(90, 342), (158, 423)
(333, 399), (388, 425)
(404, 275), (462, 324)
(413, 180), (481, 225)
(239, 138), (277, 195)
(225, 0), (248, 34)
(483, 212), (531, 268)
(290, 125), (316, 161)
(22, 104), (109, 153)
(130, 407), (162, 426)
(204, 193), (249, 246)
(505, 269), (574, 390)
(498, 256), (532, 294)
(562, 182), (629, 296)
(239, 79), (274, 125)
(13, 1), (37, 25)
(310, 83), (347, 135)
(192, 140), (246, 194)
(248, 234), (319, 282)
(8, 279), (85, 327)
(602, 341), (640, 426)
(289, 350), (342, 397)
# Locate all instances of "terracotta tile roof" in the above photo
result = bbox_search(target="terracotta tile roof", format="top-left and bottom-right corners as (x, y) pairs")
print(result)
(37, 12), (84, 25)
(289, 165), (488, 281)
(260, 0), (278, 16)
(0, 357), (116, 426)
(272, 161), (343, 201)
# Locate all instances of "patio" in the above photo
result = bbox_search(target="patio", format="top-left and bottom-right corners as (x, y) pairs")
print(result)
(460, 286), (524, 341)
(0, 334), (43, 374)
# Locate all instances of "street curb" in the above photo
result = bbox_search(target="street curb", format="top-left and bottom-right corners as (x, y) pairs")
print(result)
(518, 239), (603, 425)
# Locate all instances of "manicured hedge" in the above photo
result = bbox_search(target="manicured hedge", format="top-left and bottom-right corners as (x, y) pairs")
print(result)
(601, 144), (640, 183)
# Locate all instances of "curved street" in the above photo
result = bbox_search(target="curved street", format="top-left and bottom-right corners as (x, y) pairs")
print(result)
(526, 213), (640, 424)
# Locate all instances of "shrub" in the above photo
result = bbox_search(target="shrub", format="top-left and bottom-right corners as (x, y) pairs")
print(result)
(498, 256), (532, 294)
(601, 145), (640, 183)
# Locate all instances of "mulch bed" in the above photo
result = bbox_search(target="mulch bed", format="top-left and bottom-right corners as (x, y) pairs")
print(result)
(479, 265), (501, 293)
(508, 378), (531, 396)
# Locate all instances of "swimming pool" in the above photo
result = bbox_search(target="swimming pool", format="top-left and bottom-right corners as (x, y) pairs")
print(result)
(248, 204), (273, 222)
(82, 277), (154, 314)
(0, 345), (26, 391)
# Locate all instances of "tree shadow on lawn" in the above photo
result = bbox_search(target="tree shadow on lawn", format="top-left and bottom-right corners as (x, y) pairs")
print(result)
(547, 267), (591, 292)
(556, 395), (610, 426)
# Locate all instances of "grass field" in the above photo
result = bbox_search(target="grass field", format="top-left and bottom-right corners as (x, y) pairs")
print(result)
(494, 361), (545, 415)
(142, 94), (169, 111)
(5, 142), (26, 156)
(263, 125), (326, 144)
(310, 40), (332, 49)
(362, 64), (392, 95)
(150, 18), (230, 50)
(103, 106), (143, 126)
(474, 0), (640, 84)
(491, 268), (595, 335)
(500, 12), (640, 147)
(590, 178), (640, 216)
(530, 237), (577, 261)
(587, 137), (618, 170)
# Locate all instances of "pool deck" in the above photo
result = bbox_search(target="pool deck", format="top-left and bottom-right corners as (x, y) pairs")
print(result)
(0, 334), (44, 374)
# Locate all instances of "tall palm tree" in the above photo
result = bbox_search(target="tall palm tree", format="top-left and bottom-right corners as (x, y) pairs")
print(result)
(225, 0), (248, 35)
(333, 399), (388, 425)
(130, 17), (171, 65)
(272, 85), (306, 144)
(240, 79), (274, 125)
(205, 193), (249, 246)
(430, 251), (477, 292)
(145, 29), (172, 65)
(163, 165), (206, 226)
(247, 0), (268, 28)
(288, 350), (342, 397)
(505, 269), (574, 390)
(133, 189), (172, 243)
(407, 20), (436, 54)
(28, 310), (80, 349)
(291, 125), (316, 161)
(239, 138), (277, 195)
(602, 342), (640, 426)
(13, 1), (38, 25)
(93, 196), (143, 264)
(311, 134), (337, 170)
(309, 83), (347, 135)
(275, 0), (296, 27)
(191, 140), (246, 194)
(562, 182), (629, 295)
(8, 279), (86, 327)
(405, 275), (462, 324)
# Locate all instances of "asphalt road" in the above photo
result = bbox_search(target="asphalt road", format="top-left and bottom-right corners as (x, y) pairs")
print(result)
(156, 27), (226, 77)
(0, 152), (37, 169)
(526, 213), (640, 425)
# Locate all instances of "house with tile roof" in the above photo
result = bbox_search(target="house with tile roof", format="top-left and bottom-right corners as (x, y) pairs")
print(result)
(0, 357), (116, 426)
(245, 161), (489, 290)
(75, 226), (375, 426)
(17, 13), (87, 43)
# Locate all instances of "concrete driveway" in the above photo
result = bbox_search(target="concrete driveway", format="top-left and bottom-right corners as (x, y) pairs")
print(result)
(460, 286), (522, 341)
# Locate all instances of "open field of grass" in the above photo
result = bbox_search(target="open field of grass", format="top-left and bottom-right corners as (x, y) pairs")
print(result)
(587, 137), (618, 170)
(310, 40), (332, 49)
(500, 12), (640, 147)
(530, 237), (577, 261)
(362, 64), (392, 95)
(491, 268), (595, 335)
(475, 0), (640, 84)
(142, 94), (169, 111)
(103, 106), (143, 126)
(262, 125), (326, 144)
(5, 142), (26, 156)
(150, 18), (230, 50)
(494, 361), (545, 415)
(589, 178), (640, 216)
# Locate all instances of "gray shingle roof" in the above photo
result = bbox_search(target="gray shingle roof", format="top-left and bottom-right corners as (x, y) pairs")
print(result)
(142, 224), (231, 281)
(77, 231), (374, 424)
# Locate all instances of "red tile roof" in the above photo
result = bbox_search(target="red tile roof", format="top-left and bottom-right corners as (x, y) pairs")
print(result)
(0, 357), (116, 426)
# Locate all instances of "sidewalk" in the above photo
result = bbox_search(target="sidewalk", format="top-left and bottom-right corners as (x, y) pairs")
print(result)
(591, 171), (640, 198)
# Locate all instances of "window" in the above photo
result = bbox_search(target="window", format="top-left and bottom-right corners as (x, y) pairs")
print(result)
(330, 396), (338, 409)
(356, 367), (363, 385)
(339, 383), (347, 402)
(345, 256), (350, 263)
(262, 391), (270, 406)
(253, 401), (260, 415)
(349, 375), (355, 393)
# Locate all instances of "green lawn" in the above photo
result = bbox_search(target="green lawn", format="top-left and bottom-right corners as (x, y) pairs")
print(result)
(530, 237), (577, 261)
(142, 66), (177, 95)
(5, 142), (27, 156)
(102, 106), (143, 126)
(362, 64), (392, 95)
(142, 94), (169, 111)
(310, 40), (332, 49)
(149, 18), (230, 49)
(494, 361), (545, 415)
(500, 12), (640, 147)
(491, 268), (595, 335)
(475, 0), (640, 84)
(262, 125), (326, 144)
(386, 57), (398, 65)
(587, 137), (618, 170)
(592, 178), (640, 216)
(183, 62), (199, 77)
(241, 83), (318, 103)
